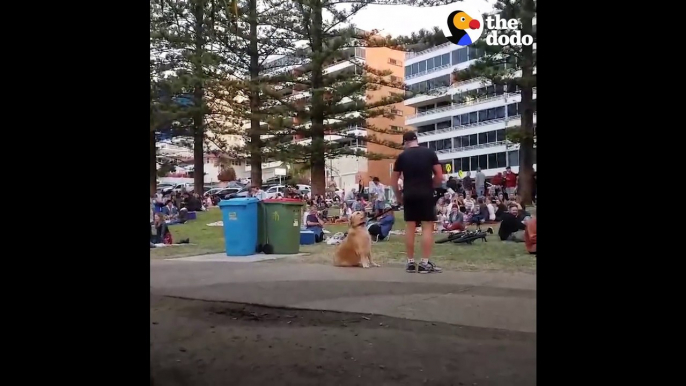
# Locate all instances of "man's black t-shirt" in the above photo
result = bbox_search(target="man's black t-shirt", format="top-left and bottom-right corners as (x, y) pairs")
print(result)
(393, 146), (439, 199)
(498, 213), (526, 240)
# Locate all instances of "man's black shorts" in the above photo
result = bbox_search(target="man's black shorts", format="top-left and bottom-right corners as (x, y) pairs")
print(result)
(403, 195), (436, 223)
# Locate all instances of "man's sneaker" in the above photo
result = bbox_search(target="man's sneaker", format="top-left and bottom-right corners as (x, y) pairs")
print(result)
(405, 261), (417, 273)
(418, 261), (442, 274)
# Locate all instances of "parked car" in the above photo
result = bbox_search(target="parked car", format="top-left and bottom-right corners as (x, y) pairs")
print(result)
(211, 188), (241, 205)
(224, 186), (251, 200)
(264, 185), (287, 199)
(204, 188), (224, 197)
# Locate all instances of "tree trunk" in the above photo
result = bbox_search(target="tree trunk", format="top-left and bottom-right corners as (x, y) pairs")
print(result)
(309, 0), (326, 196)
(248, 0), (262, 186)
(516, 0), (535, 205)
(150, 130), (157, 195)
(192, 0), (206, 192)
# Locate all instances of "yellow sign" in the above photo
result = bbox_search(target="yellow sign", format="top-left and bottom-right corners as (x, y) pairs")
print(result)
(458, 170), (464, 178)
(272, 211), (280, 221)
(445, 163), (452, 173)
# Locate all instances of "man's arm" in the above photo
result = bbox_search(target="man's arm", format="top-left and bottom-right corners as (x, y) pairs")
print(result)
(391, 157), (403, 203)
(431, 152), (443, 188)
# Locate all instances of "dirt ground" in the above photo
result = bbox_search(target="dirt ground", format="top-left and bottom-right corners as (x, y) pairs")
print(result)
(150, 295), (536, 386)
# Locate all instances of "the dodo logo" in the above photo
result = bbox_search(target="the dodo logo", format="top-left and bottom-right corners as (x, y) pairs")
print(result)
(441, 6), (484, 47)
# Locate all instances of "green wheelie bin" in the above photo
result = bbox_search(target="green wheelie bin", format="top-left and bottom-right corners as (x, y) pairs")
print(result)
(261, 198), (305, 254)
(256, 201), (267, 252)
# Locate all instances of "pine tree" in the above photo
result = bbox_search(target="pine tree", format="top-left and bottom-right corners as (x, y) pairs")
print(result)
(206, 0), (302, 185)
(150, 0), (224, 192)
(451, 0), (537, 203)
(258, 0), (460, 195)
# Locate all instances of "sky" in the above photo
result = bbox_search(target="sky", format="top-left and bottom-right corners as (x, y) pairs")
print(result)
(349, 1), (493, 37)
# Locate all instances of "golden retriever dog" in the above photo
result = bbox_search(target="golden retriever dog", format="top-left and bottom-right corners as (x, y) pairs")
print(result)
(333, 211), (379, 268)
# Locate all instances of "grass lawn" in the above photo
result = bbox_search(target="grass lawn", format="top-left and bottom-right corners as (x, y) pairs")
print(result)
(151, 207), (536, 272)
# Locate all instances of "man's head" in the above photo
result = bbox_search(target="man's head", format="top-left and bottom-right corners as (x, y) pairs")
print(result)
(508, 203), (519, 215)
(477, 167), (481, 172)
(506, 166), (511, 173)
(402, 131), (418, 148)
(166, 200), (173, 207)
(309, 205), (318, 214)
(451, 205), (458, 213)
(466, 171), (471, 177)
(372, 177), (380, 184)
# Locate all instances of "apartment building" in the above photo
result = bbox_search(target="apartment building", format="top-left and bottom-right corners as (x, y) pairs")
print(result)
(261, 33), (412, 189)
(403, 42), (537, 177)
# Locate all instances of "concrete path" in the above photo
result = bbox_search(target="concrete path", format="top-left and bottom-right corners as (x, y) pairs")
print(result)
(151, 259), (536, 333)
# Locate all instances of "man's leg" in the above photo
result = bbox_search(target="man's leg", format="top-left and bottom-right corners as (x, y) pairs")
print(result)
(420, 221), (434, 259)
(414, 198), (442, 273)
(404, 220), (417, 272)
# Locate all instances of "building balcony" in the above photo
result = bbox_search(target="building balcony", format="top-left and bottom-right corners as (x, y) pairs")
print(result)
(405, 42), (454, 60)
(416, 114), (536, 141)
(406, 91), (536, 126)
(405, 67), (536, 107)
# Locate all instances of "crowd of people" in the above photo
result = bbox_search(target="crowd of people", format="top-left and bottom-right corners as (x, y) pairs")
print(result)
(150, 165), (536, 253)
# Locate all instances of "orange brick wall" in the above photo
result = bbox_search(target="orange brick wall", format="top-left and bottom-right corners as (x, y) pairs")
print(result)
(364, 47), (413, 186)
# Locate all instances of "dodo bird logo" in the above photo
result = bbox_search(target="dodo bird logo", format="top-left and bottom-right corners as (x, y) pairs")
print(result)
(441, 7), (484, 47)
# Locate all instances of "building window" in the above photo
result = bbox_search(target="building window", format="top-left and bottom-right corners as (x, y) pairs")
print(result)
(478, 132), (487, 144)
(496, 152), (507, 168)
(390, 125), (403, 132)
(478, 154), (487, 169)
(496, 129), (506, 142)
(487, 130), (497, 143)
(392, 109), (403, 116)
(417, 124), (434, 134)
(461, 157), (470, 172)
(470, 156), (478, 171)
(388, 58), (401, 66)
(390, 75), (398, 82)
(436, 120), (451, 130)
(508, 150), (519, 167)
(507, 103), (518, 117)
(488, 153), (497, 169)
(479, 110), (488, 122)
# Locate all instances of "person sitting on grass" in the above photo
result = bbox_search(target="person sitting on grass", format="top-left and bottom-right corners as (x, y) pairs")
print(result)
(494, 199), (507, 221)
(151, 212), (173, 245)
(336, 202), (352, 223)
(368, 203), (395, 241)
(486, 197), (496, 221)
(469, 197), (489, 225)
(162, 200), (178, 220)
(498, 204), (528, 242)
(305, 205), (326, 243)
(443, 205), (465, 232)
(352, 195), (365, 212)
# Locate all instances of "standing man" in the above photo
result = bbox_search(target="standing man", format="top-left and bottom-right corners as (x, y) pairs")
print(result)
(369, 177), (386, 216)
(391, 132), (443, 274)
(462, 172), (473, 198)
(475, 167), (486, 197)
(504, 166), (517, 199)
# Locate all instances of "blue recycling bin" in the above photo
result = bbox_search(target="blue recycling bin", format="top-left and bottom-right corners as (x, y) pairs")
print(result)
(218, 197), (259, 256)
